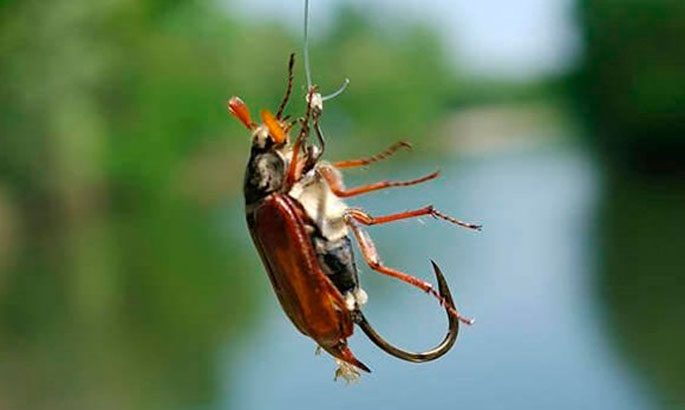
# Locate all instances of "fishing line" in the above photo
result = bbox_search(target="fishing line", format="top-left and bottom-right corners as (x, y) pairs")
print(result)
(303, 0), (349, 101)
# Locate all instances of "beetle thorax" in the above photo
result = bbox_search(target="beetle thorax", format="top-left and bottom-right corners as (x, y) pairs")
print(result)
(289, 165), (348, 241)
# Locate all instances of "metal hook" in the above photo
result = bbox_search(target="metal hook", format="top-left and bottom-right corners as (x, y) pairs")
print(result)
(353, 260), (459, 363)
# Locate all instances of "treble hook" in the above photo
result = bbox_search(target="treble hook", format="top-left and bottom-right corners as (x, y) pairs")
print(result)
(353, 260), (459, 363)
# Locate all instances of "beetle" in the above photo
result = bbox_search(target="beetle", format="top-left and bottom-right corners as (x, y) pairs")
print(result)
(229, 54), (480, 380)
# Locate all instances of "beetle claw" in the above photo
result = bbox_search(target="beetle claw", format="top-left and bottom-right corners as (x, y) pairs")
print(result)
(353, 260), (460, 363)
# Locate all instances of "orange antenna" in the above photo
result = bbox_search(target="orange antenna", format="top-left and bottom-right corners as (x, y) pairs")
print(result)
(261, 109), (287, 144)
(228, 97), (256, 129)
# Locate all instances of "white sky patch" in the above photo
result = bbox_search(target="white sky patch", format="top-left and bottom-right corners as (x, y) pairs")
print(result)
(225, 0), (581, 81)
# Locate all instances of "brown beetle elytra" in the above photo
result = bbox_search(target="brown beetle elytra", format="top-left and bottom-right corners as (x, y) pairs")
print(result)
(229, 51), (480, 381)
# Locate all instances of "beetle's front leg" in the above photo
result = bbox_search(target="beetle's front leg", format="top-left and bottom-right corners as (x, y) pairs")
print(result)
(285, 88), (317, 189)
(333, 141), (412, 169)
(276, 53), (296, 119)
(344, 216), (474, 325)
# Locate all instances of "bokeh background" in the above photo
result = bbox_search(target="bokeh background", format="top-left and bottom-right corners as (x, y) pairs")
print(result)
(1, 0), (683, 409)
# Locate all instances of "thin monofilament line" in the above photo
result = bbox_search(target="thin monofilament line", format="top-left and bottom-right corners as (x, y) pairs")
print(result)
(304, 0), (313, 89)
(303, 0), (349, 100)
(322, 78), (350, 101)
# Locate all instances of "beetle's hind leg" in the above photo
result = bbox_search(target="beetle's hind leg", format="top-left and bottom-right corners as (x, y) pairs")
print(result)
(345, 217), (474, 325)
(353, 261), (460, 363)
(346, 205), (482, 231)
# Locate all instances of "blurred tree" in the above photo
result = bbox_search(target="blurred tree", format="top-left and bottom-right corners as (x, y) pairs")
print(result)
(0, 1), (272, 409)
(600, 177), (685, 409)
(307, 4), (457, 156)
(574, 0), (685, 174)
(575, 1), (685, 406)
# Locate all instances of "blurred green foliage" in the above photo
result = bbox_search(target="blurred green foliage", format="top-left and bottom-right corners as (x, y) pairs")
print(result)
(574, 0), (685, 173)
(0, 1), (456, 409)
(309, 6), (455, 154)
(575, 0), (685, 405)
(600, 175), (685, 408)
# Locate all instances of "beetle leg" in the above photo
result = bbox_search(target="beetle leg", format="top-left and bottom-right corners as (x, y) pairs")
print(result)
(353, 261), (460, 362)
(303, 111), (327, 173)
(319, 165), (440, 198)
(346, 218), (474, 325)
(285, 87), (317, 189)
(276, 53), (296, 119)
(313, 119), (326, 157)
(283, 117), (298, 134)
(333, 141), (412, 169)
(346, 206), (482, 231)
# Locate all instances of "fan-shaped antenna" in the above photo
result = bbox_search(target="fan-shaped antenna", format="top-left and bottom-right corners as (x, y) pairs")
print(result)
(304, 0), (349, 102)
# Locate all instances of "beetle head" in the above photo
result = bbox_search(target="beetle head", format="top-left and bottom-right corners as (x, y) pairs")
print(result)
(229, 97), (292, 205)
(228, 97), (288, 150)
